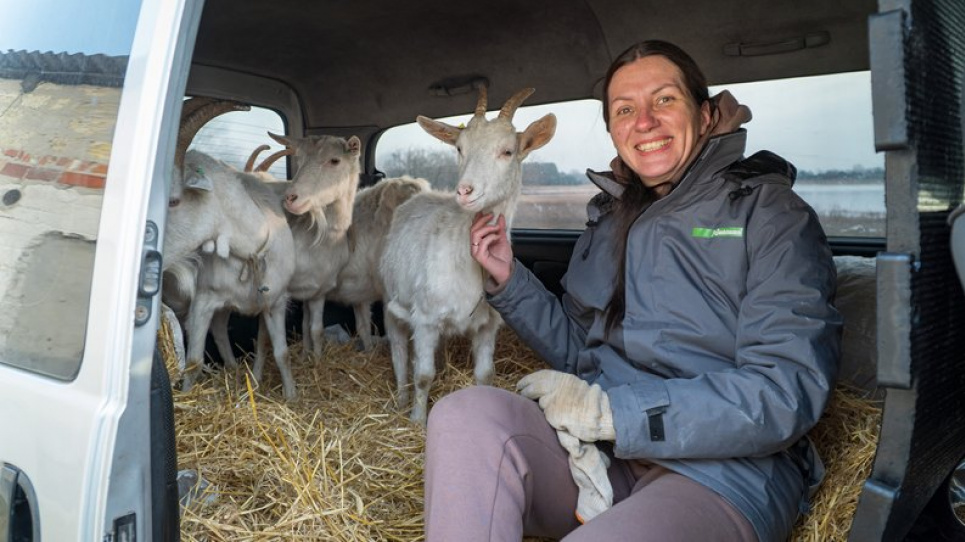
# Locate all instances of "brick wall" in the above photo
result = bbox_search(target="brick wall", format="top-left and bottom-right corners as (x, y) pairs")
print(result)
(0, 79), (120, 346)
(0, 79), (118, 191)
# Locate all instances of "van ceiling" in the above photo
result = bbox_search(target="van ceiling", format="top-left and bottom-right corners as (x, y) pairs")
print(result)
(192, 0), (876, 131)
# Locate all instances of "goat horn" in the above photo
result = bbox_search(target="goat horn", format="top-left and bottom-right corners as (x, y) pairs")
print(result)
(473, 84), (488, 118)
(175, 98), (251, 169)
(245, 144), (271, 172)
(179, 96), (218, 124)
(256, 149), (294, 172)
(498, 87), (536, 120)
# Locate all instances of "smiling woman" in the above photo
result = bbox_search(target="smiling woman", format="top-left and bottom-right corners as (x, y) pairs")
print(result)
(604, 53), (712, 196)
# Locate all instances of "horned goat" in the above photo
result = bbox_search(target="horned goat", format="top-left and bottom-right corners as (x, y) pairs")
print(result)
(379, 87), (556, 424)
(329, 176), (430, 350)
(255, 132), (362, 358)
(163, 97), (298, 400)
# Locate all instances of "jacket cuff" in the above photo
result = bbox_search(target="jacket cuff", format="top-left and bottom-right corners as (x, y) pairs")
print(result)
(486, 259), (527, 304)
(608, 379), (671, 458)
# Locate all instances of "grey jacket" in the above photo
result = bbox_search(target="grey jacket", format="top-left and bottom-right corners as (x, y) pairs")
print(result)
(488, 131), (842, 541)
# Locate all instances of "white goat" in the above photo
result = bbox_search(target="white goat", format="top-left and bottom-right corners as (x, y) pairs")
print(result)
(257, 132), (361, 357)
(379, 87), (556, 424)
(163, 97), (297, 400)
(329, 176), (430, 350)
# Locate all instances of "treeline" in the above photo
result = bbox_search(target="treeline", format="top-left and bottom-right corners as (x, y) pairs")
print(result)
(379, 149), (588, 190)
(380, 148), (884, 188)
(797, 167), (884, 182)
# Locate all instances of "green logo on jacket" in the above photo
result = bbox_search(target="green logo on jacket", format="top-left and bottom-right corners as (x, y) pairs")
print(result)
(692, 227), (744, 239)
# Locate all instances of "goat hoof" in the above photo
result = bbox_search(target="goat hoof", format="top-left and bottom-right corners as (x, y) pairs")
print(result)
(409, 410), (427, 427)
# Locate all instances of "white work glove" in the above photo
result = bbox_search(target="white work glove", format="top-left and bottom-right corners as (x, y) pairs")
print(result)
(556, 429), (613, 523)
(516, 369), (616, 442)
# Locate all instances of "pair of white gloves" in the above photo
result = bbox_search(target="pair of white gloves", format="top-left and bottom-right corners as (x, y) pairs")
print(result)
(516, 370), (616, 523)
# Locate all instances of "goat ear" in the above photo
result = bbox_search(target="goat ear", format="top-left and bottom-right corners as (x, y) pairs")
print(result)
(376, 183), (409, 224)
(375, 187), (396, 225)
(517, 113), (557, 160)
(184, 167), (214, 192)
(346, 136), (361, 155)
(268, 131), (291, 147)
(417, 115), (461, 146)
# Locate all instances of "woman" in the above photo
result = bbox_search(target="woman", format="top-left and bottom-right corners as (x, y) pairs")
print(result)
(424, 40), (841, 542)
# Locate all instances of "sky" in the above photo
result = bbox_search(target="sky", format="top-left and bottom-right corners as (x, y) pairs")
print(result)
(2, 1), (883, 175)
(0, 0), (141, 57)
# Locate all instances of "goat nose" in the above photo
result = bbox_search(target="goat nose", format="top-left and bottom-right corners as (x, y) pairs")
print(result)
(286, 193), (298, 204)
(457, 184), (474, 196)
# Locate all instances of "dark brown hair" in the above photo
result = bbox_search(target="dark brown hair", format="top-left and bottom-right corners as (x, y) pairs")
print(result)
(602, 40), (711, 335)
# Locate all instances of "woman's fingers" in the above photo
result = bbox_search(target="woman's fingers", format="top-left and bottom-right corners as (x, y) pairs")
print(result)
(470, 213), (502, 248)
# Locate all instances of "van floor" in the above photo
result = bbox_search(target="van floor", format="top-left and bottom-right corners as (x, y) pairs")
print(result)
(161, 325), (880, 541)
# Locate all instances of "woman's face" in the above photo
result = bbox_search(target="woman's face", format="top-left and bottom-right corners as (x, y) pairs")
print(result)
(607, 55), (711, 196)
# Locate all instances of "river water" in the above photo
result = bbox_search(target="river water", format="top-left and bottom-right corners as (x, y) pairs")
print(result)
(794, 183), (885, 215)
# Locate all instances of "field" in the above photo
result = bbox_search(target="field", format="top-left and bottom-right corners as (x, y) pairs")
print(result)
(514, 184), (886, 236)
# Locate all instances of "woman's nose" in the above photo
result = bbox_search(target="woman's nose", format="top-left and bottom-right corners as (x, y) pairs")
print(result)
(634, 107), (656, 131)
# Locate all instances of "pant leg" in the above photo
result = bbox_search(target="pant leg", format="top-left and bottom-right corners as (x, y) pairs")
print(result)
(424, 385), (632, 541)
(561, 461), (758, 542)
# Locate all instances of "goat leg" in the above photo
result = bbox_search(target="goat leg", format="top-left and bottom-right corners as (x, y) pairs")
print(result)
(353, 302), (375, 351)
(210, 309), (239, 370)
(307, 297), (327, 358)
(471, 318), (499, 386)
(409, 323), (441, 426)
(182, 299), (217, 392)
(384, 310), (411, 411)
(263, 304), (296, 401)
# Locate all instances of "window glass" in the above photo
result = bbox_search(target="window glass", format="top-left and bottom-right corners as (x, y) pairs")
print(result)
(189, 105), (288, 179)
(0, 0), (141, 380)
(728, 71), (884, 237)
(376, 71), (884, 236)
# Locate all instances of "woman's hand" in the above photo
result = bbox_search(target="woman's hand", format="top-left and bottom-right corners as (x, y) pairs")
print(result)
(517, 370), (616, 442)
(470, 212), (513, 290)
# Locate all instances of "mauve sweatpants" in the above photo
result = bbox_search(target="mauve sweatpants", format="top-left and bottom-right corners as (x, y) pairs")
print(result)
(424, 386), (758, 542)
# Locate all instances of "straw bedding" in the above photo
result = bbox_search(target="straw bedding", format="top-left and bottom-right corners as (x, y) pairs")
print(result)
(159, 319), (882, 541)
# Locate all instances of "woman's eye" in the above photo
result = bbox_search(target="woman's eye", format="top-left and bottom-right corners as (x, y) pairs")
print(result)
(656, 95), (674, 105)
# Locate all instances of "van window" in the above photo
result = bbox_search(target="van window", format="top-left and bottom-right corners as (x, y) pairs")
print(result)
(189, 105), (288, 179)
(727, 71), (884, 237)
(376, 71), (884, 236)
(0, 0), (142, 380)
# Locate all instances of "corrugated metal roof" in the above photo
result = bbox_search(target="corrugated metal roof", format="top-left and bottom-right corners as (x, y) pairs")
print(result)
(0, 50), (128, 89)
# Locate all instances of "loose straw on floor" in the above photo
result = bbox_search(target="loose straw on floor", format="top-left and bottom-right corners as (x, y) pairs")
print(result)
(160, 320), (881, 541)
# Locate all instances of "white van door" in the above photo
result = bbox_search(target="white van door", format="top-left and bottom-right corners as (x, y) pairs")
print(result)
(0, 1), (200, 540)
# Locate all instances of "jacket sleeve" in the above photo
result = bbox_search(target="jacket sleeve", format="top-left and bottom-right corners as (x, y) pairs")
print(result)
(487, 260), (592, 373)
(608, 197), (843, 460)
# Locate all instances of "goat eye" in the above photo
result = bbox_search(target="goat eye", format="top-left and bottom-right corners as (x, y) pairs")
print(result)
(502, 149), (513, 157)
(456, 146), (463, 154)
(329, 158), (341, 165)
